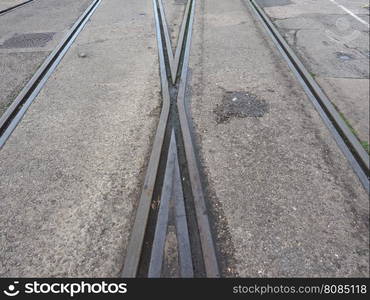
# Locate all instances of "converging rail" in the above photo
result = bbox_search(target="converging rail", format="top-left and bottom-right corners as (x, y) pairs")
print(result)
(247, 0), (369, 192)
(122, 0), (220, 278)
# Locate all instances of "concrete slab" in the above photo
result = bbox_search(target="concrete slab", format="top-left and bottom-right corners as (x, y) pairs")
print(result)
(330, 0), (370, 24)
(0, 0), (94, 117)
(260, 0), (369, 147)
(0, 0), (160, 276)
(189, 0), (368, 277)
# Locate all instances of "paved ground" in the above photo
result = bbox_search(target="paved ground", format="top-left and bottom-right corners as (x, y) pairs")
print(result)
(0, 0), (160, 276)
(257, 0), (369, 149)
(0, 0), (93, 117)
(189, 0), (368, 277)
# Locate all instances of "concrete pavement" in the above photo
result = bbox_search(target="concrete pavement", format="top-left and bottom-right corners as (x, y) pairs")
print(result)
(189, 0), (368, 277)
(162, 0), (188, 51)
(0, 0), (160, 276)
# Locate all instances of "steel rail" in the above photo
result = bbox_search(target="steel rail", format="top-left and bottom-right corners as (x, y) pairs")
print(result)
(248, 0), (369, 192)
(0, 0), (34, 15)
(176, 0), (220, 277)
(123, 0), (219, 277)
(157, 0), (192, 83)
(121, 0), (171, 277)
(0, 0), (102, 149)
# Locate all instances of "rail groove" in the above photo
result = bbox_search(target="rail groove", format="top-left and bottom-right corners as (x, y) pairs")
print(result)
(0, 0), (35, 15)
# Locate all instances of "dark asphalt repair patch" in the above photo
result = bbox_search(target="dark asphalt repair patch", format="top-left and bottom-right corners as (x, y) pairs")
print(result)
(0, 32), (56, 49)
(214, 91), (269, 124)
(256, 0), (292, 8)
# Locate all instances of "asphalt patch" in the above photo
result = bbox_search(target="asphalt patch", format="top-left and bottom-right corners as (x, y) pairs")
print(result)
(214, 91), (269, 124)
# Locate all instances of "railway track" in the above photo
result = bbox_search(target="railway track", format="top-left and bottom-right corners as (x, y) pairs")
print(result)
(247, 0), (370, 193)
(0, 0), (35, 15)
(0, 0), (219, 277)
(122, 0), (220, 277)
(0, 0), (102, 148)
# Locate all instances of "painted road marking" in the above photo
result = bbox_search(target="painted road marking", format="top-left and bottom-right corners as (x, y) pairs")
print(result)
(328, 0), (369, 28)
